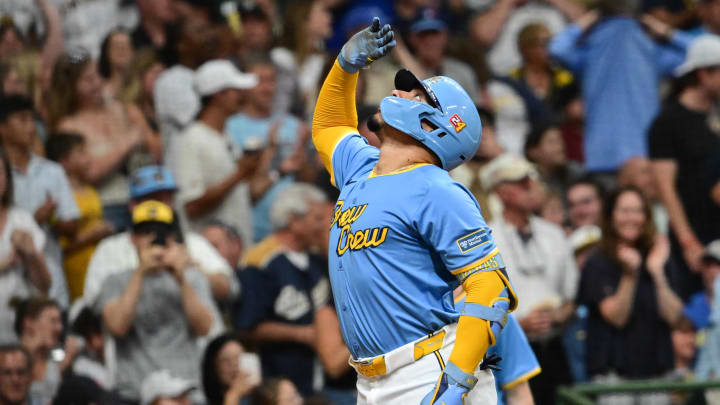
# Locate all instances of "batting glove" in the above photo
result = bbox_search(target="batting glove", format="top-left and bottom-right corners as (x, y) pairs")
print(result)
(420, 362), (477, 405)
(338, 17), (396, 73)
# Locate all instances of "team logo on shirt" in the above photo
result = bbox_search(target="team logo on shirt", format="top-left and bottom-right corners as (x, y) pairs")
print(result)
(449, 114), (466, 132)
(456, 229), (490, 253)
(331, 200), (389, 256)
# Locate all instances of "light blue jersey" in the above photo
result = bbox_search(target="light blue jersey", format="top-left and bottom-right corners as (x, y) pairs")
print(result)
(329, 134), (503, 359)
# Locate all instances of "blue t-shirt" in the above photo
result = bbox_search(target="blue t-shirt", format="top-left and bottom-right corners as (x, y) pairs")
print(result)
(232, 252), (329, 396)
(549, 18), (691, 171)
(225, 113), (301, 240)
(328, 134), (504, 358)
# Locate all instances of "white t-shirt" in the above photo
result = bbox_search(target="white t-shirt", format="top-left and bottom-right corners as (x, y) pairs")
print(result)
(83, 231), (233, 307)
(486, 2), (567, 75)
(171, 121), (253, 244)
(0, 208), (46, 344)
(489, 215), (578, 319)
(12, 155), (80, 308)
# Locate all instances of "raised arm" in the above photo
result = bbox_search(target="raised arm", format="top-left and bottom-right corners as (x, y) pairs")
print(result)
(37, 0), (64, 88)
(312, 17), (395, 179)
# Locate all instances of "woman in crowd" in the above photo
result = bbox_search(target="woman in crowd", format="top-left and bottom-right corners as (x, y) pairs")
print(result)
(0, 149), (50, 343)
(46, 50), (162, 230)
(12, 296), (79, 405)
(119, 49), (165, 130)
(275, 0), (333, 117)
(525, 121), (584, 196)
(578, 186), (684, 405)
(202, 334), (258, 405)
(98, 29), (135, 101)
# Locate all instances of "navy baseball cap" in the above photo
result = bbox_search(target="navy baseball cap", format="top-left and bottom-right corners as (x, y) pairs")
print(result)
(129, 165), (178, 199)
(340, 6), (392, 38)
(410, 8), (447, 34)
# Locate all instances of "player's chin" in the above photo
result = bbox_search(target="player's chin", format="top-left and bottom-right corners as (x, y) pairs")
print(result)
(367, 112), (384, 133)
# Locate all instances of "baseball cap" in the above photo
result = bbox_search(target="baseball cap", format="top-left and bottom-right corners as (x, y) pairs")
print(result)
(129, 165), (178, 199)
(702, 240), (720, 263)
(674, 35), (720, 77)
(132, 200), (174, 226)
(132, 200), (183, 246)
(569, 225), (602, 253)
(410, 8), (447, 34)
(194, 60), (258, 96)
(483, 154), (539, 190)
(340, 6), (391, 38)
(140, 370), (195, 405)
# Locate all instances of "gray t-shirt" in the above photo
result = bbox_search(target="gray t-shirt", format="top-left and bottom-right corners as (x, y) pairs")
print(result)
(95, 268), (214, 401)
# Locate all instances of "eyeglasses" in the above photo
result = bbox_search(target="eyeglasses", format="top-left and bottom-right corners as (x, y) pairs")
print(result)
(0, 368), (29, 377)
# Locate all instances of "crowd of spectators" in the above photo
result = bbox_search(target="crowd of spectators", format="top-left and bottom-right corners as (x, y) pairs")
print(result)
(1, 0), (720, 404)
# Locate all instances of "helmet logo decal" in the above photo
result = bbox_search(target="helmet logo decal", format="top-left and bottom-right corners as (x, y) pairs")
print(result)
(449, 113), (467, 132)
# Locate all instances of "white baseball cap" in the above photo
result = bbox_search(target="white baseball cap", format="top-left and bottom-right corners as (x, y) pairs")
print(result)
(482, 153), (539, 191)
(140, 370), (195, 405)
(194, 60), (258, 96)
(674, 35), (720, 77)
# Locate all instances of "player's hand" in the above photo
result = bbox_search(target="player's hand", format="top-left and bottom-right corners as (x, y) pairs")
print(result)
(421, 374), (469, 405)
(421, 362), (476, 405)
(338, 17), (396, 73)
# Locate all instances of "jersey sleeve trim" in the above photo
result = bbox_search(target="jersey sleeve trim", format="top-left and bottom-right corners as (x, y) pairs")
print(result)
(316, 126), (357, 186)
(449, 248), (500, 276)
(501, 366), (542, 390)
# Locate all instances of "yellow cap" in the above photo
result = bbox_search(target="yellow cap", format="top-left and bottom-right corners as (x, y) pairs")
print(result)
(132, 200), (174, 225)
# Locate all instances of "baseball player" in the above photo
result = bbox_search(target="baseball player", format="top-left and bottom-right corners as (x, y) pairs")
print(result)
(312, 17), (518, 404)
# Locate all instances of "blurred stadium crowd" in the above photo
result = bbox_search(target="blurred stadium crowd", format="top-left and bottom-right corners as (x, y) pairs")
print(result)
(0, 0), (720, 404)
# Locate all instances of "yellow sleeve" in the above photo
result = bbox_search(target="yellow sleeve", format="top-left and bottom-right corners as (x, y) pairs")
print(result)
(312, 60), (360, 185)
(448, 271), (506, 374)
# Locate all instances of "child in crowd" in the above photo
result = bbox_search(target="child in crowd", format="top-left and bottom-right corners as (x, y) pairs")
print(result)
(45, 133), (115, 301)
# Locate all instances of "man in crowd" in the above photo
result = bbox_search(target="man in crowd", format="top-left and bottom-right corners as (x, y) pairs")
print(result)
(154, 16), (221, 158)
(0, 345), (35, 405)
(408, 9), (480, 102)
(94, 201), (216, 403)
(650, 35), (720, 279)
(233, 183), (329, 396)
(488, 154), (578, 405)
(171, 59), (259, 244)
(566, 177), (604, 232)
(0, 95), (79, 309)
(132, 0), (176, 51)
(202, 221), (244, 271)
(85, 165), (237, 306)
(226, 54), (310, 241)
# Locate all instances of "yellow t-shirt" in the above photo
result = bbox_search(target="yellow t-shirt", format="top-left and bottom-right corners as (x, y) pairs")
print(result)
(62, 185), (104, 300)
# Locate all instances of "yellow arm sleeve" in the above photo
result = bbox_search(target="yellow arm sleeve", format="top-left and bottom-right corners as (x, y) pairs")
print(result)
(448, 271), (506, 374)
(312, 60), (360, 185)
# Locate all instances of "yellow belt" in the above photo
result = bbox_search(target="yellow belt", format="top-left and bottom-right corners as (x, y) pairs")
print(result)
(349, 330), (447, 378)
